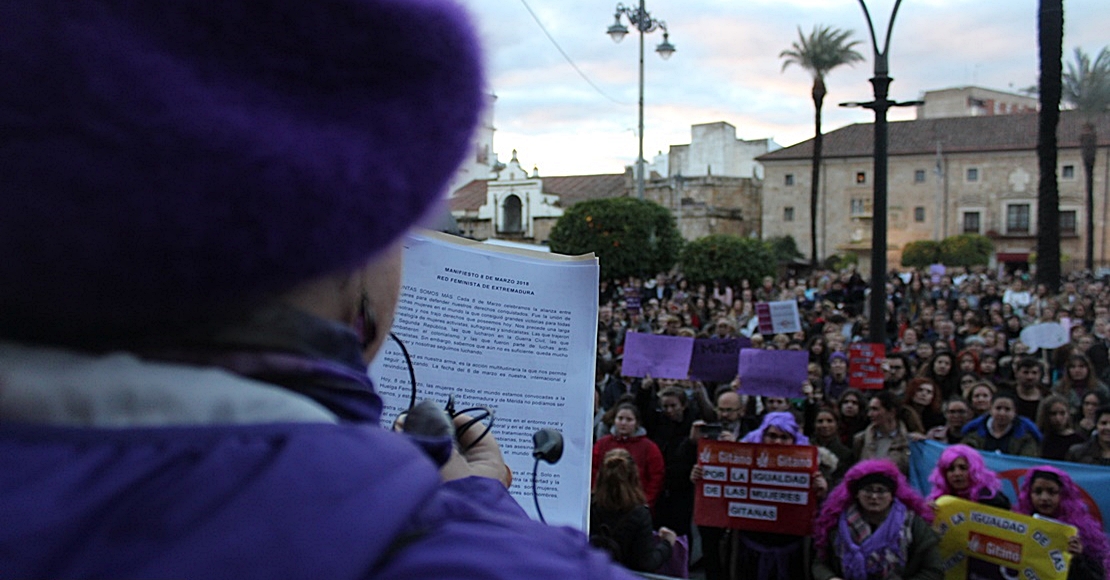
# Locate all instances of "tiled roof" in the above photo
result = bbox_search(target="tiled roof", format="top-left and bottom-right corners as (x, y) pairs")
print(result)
(448, 179), (488, 212)
(758, 110), (1110, 161)
(448, 173), (627, 212)
(540, 174), (627, 205)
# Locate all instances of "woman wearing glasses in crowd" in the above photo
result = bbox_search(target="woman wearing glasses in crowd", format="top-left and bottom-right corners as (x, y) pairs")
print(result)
(1017, 466), (1109, 580)
(722, 412), (828, 580)
(926, 398), (974, 444)
(812, 460), (942, 580)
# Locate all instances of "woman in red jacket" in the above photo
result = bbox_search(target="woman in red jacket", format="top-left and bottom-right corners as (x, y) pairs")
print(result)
(593, 402), (665, 508)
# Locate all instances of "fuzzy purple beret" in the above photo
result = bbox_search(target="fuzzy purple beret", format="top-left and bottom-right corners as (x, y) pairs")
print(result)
(1, 0), (485, 337)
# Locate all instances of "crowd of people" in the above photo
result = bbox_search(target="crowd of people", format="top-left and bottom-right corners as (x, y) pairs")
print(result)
(590, 268), (1110, 579)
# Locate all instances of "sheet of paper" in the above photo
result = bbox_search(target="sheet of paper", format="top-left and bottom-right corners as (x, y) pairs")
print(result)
(756, 301), (802, 334)
(369, 230), (599, 530)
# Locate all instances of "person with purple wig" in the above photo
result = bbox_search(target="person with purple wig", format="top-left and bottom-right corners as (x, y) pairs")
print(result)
(1017, 466), (1109, 580)
(716, 411), (828, 580)
(813, 460), (942, 580)
(926, 444), (1010, 510)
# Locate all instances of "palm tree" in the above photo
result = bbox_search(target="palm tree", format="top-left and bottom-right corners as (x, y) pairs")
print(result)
(780, 26), (864, 267)
(1062, 46), (1110, 271)
(1035, 0), (1063, 291)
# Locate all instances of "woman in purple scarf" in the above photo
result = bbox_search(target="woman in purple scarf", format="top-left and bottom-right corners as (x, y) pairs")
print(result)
(812, 460), (942, 580)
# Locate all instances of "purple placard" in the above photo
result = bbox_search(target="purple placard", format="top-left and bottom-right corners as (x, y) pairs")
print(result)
(737, 349), (808, 397)
(930, 263), (946, 285)
(688, 337), (751, 382)
(621, 332), (695, 380)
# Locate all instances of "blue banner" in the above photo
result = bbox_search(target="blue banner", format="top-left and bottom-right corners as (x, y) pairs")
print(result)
(909, 440), (1110, 535)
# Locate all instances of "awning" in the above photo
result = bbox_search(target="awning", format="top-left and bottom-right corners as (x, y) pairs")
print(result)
(996, 252), (1030, 263)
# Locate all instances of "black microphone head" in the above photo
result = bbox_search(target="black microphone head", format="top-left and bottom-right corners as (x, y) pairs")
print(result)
(532, 428), (563, 464)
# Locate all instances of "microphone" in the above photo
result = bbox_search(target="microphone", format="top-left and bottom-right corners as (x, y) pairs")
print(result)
(532, 428), (564, 464)
(530, 428), (564, 524)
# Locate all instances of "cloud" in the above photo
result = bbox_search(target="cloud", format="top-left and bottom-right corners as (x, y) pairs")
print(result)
(461, 0), (1107, 176)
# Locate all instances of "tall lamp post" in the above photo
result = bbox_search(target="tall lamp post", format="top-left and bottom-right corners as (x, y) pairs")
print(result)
(841, 0), (919, 347)
(606, 1), (674, 200)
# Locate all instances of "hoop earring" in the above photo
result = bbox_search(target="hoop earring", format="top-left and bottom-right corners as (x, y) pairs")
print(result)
(356, 291), (378, 349)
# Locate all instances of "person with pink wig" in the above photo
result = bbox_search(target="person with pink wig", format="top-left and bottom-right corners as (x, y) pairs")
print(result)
(925, 444), (1010, 510)
(812, 459), (942, 580)
(1017, 466), (1109, 580)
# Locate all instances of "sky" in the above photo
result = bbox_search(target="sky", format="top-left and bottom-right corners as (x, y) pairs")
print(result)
(458, 0), (1109, 177)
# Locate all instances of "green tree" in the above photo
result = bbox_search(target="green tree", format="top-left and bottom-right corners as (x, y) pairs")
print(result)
(1035, 0), (1063, 290)
(548, 197), (681, 281)
(1063, 46), (1110, 271)
(766, 235), (803, 264)
(939, 234), (993, 268)
(900, 240), (941, 269)
(679, 234), (776, 288)
(780, 26), (864, 268)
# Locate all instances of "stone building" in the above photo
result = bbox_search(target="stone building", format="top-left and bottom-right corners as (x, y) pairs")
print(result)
(915, 87), (1038, 120)
(758, 109), (1110, 274)
(449, 121), (774, 245)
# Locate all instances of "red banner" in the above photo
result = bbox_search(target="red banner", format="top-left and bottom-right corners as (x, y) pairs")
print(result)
(692, 440), (818, 535)
(848, 342), (885, 390)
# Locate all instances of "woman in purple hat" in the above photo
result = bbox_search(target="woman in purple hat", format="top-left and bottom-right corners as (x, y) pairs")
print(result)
(0, 1), (639, 578)
(813, 459), (942, 580)
(719, 411), (829, 580)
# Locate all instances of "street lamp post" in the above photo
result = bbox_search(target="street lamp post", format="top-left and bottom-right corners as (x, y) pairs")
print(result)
(841, 0), (918, 347)
(607, 1), (674, 200)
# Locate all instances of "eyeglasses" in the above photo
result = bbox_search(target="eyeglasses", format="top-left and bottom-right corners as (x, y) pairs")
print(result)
(716, 407), (740, 414)
(859, 486), (892, 497)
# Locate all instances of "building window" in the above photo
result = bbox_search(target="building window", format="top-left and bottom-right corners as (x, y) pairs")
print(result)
(501, 194), (523, 233)
(1006, 203), (1031, 234)
(1062, 165), (1075, 180)
(850, 198), (869, 216)
(962, 211), (981, 234)
(914, 169), (926, 183)
(785, 174), (795, 186)
(966, 167), (979, 182)
(914, 207), (926, 222)
(784, 206), (795, 222)
(1060, 210), (1077, 236)
(855, 171), (867, 184)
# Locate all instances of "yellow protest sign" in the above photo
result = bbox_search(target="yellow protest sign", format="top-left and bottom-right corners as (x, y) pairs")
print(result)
(933, 496), (1076, 580)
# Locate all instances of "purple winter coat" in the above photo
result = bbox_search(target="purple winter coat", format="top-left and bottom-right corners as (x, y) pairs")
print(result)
(0, 341), (636, 580)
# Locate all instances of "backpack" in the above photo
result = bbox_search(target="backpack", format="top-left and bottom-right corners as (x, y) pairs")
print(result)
(588, 509), (633, 563)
